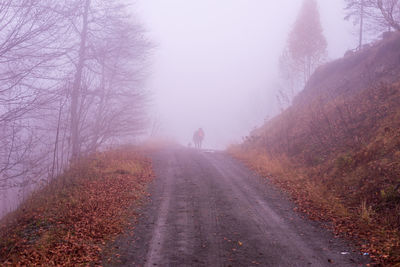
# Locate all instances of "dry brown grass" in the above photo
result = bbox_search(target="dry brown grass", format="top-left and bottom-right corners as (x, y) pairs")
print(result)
(230, 82), (400, 265)
(0, 147), (154, 266)
(229, 145), (349, 221)
(229, 145), (400, 264)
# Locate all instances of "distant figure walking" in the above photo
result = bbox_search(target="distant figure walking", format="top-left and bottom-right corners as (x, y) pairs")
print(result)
(193, 128), (205, 149)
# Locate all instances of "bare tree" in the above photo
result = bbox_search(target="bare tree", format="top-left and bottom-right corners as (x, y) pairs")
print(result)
(63, 0), (150, 158)
(0, 0), (150, 218)
(345, 0), (400, 47)
(69, 0), (90, 161)
(377, 0), (400, 30)
(277, 48), (301, 109)
(0, 1), (68, 188)
(345, 0), (371, 49)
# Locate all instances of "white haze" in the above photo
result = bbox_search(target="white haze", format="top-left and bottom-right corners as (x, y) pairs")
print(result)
(135, 0), (357, 149)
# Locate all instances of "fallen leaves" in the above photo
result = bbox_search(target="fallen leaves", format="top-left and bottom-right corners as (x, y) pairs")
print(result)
(230, 147), (400, 266)
(0, 148), (154, 266)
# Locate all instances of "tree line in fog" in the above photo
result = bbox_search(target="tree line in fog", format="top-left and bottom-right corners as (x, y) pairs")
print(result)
(0, 0), (150, 195)
(277, 0), (400, 109)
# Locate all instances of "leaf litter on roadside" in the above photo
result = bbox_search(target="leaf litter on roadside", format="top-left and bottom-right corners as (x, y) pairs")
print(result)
(0, 148), (154, 266)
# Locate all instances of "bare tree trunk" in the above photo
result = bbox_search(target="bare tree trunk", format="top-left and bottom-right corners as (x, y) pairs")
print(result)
(70, 0), (90, 161)
(51, 100), (64, 181)
(359, 0), (364, 49)
(377, 0), (400, 31)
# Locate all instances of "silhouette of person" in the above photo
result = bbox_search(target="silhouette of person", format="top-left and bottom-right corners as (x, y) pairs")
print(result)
(193, 128), (205, 149)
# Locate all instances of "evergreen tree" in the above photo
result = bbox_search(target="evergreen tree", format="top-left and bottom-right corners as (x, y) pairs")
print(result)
(288, 0), (327, 83)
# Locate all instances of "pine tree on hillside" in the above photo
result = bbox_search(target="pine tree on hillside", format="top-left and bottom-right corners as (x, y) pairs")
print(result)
(345, 0), (369, 49)
(288, 0), (327, 83)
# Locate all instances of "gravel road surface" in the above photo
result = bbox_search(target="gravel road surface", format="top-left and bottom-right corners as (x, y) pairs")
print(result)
(109, 148), (369, 267)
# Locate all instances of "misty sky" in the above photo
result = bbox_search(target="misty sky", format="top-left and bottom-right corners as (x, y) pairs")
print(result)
(135, 0), (357, 149)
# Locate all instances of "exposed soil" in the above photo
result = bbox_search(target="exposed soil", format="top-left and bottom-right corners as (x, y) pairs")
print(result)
(107, 148), (370, 267)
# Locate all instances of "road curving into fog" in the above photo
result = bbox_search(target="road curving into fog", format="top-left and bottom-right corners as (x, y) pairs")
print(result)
(110, 148), (369, 267)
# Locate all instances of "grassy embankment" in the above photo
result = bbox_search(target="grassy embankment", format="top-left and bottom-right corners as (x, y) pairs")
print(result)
(230, 81), (400, 265)
(0, 147), (154, 266)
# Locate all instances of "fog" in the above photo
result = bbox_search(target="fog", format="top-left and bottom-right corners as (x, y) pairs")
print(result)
(136, 0), (356, 149)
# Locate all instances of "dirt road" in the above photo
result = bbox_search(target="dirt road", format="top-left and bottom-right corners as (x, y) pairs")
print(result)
(110, 148), (368, 266)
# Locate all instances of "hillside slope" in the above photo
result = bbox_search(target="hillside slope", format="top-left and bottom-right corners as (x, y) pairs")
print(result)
(295, 32), (400, 106)
(0, 148), (153, 266)
(232, 32), (400, 265)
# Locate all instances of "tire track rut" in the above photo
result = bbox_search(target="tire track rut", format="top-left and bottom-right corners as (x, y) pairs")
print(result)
(110, 148), (369, 267)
